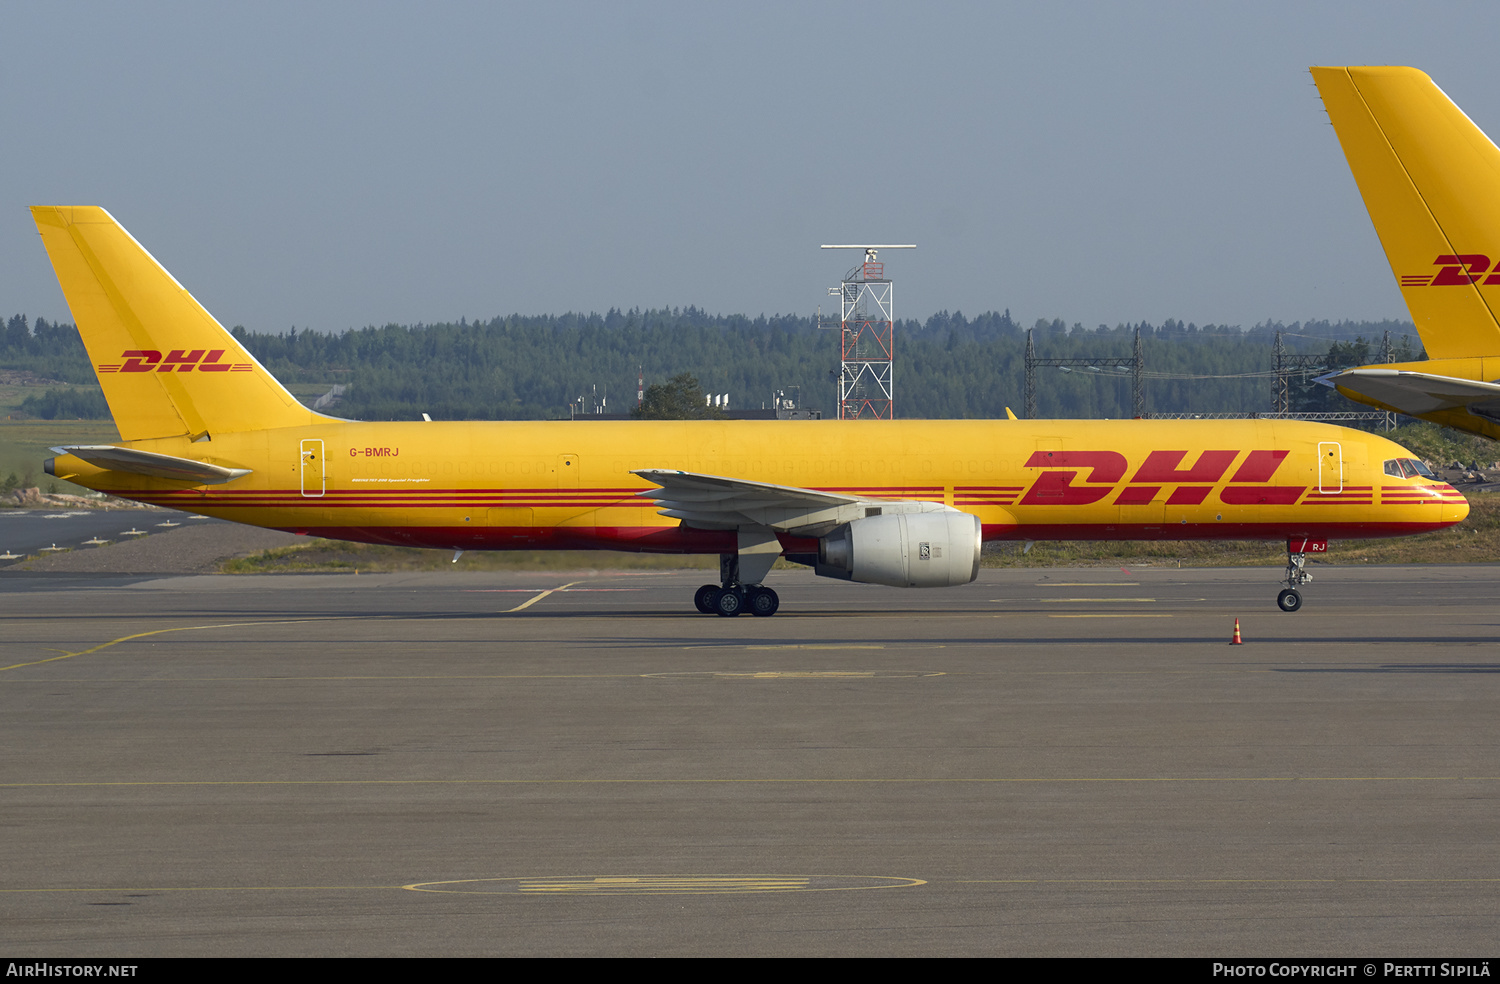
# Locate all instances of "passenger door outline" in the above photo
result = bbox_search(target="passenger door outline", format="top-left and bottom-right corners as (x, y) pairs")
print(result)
(300, 439), (325, 497)
(1317, 442), (1342, 494)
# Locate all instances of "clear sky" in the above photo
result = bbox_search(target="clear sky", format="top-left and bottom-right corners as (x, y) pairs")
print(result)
(4, 1), (1497, 335)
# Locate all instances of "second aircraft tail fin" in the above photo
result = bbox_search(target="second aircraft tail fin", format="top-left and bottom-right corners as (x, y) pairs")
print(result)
(1311, 66), (1500, 360)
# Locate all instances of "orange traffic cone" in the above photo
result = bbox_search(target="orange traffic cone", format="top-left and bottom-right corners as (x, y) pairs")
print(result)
(1230, 618), (1243, 645)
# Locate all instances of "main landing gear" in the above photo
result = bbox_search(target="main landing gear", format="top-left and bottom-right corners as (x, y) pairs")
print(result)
(1277, 540), (1315, 613)
(693, 533), (783, 617)
(694, 581), (780, 617)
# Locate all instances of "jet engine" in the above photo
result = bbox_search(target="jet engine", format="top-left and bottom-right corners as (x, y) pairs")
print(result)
(815, 512), (982, 588)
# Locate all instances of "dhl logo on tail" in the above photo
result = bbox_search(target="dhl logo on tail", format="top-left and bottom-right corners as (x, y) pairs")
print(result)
(1401, 255), (1500, 288)
(99, 349), (254, 373)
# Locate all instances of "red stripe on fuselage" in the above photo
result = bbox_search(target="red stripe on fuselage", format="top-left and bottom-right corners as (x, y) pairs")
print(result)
(261, 518), (1457, 553)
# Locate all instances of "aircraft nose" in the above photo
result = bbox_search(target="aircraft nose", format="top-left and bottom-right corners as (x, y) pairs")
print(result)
(1445, 494), (1471, 525)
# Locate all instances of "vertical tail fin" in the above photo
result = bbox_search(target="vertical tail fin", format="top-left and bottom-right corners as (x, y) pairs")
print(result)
(1311, 66), (1500, 359)
(30, 206), (315, 441)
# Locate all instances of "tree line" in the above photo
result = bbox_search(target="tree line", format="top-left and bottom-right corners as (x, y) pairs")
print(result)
(0, 309), (1422, 422)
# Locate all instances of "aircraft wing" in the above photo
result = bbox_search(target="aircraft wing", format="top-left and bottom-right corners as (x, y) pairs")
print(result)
(1325, 368), (1500, 417)
(632, 469), (952, 535)
(50, 445), (252, 485)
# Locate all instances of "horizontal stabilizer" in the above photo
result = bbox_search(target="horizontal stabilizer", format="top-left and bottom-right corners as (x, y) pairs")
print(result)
(1326, 368), (1500, 417)
(51, 445), (252, 485)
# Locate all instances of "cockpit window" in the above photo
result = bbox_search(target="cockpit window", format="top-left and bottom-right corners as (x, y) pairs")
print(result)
(1385, 458), (1435, 479)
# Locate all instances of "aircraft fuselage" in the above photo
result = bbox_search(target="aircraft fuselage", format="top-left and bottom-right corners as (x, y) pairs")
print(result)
(49, 417), (1466, 554)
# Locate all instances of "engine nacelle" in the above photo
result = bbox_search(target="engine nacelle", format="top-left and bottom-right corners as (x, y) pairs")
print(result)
(815, 512), (982, 588)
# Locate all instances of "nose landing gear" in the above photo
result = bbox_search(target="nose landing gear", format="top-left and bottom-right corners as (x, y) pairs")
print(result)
(1277, 538), (1322, 612)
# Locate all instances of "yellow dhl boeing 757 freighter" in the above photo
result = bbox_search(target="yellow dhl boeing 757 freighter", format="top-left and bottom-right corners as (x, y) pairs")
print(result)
(32, 206), (1466, 616)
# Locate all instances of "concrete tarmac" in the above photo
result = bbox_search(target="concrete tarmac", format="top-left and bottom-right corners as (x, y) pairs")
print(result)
(0, 507), (195, 561)
(2, 564), (1497, 956)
